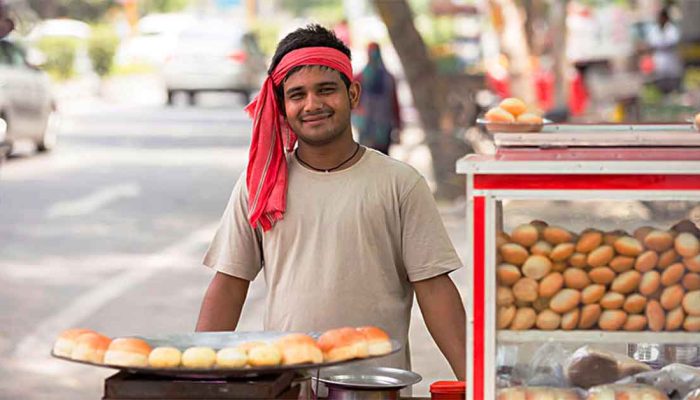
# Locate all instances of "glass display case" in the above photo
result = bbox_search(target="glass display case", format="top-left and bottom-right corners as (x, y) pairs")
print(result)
(457, 124), (700, 399)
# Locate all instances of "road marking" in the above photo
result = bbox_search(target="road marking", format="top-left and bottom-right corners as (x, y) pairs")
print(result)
(12, 223), (218, 362)
(47, 183), (141, 218)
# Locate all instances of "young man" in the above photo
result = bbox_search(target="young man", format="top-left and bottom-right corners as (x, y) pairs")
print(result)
(197, 24), (465, 379)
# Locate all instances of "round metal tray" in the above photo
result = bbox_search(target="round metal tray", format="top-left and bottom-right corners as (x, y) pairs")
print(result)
(51, 331), (402, 378)
(317, 366), (421, 390)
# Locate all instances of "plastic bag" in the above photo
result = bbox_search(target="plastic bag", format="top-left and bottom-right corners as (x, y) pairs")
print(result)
(586, 384), (669, 399)
(615, 363), (700, 399)
(565, 346), (651, 389)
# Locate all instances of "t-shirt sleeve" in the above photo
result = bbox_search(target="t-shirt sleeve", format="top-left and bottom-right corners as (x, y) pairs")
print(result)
(202, 173), (263, 281)
(400, 176), (463, 282)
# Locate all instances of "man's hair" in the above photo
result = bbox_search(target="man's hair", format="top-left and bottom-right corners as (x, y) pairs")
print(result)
(269, 24), (352, 103)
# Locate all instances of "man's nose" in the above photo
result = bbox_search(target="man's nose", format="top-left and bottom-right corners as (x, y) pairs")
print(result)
(303, 93), (323, 112)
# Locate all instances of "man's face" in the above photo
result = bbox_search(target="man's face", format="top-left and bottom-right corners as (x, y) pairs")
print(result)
(282, 66), (360, 146)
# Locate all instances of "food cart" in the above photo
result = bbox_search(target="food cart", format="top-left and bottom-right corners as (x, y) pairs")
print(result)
(457, 123), (700, 399)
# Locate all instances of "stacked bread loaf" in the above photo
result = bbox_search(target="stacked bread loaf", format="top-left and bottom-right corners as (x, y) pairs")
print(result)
(53, 326), (392, 369)
(497, 384), (668, 400)
(497, 220), (700, 332)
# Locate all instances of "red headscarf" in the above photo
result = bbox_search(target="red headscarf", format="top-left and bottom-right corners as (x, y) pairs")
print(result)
(244, 47), (353, 231)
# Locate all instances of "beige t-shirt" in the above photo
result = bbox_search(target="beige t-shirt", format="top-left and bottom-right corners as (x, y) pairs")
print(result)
(203, 148), (462, 369)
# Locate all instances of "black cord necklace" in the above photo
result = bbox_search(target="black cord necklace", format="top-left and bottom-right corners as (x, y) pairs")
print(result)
(295, 143), (361, 173)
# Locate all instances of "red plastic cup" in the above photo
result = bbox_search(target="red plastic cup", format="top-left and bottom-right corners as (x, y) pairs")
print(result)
(430, 380), (465, 400)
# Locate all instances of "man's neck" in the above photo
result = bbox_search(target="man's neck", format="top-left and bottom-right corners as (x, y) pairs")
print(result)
(295, 137), (363, 172)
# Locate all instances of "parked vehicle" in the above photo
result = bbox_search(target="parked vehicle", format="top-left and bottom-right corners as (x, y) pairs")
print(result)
(162, 22), (266, 106)
(0, 38), (58, 153)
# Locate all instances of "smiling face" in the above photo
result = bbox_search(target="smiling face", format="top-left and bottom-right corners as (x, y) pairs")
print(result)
(282, 66), (360, 146)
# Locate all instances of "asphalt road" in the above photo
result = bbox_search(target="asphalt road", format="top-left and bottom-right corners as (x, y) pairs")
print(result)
(0, 89), (464, 398)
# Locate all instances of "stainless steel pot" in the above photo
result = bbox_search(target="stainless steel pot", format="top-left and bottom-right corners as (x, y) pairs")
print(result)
(317, 366), (421, 400)
(326, 384), (399, 400)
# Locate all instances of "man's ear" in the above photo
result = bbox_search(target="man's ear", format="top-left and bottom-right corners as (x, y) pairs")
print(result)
(349, 81), (361, 109)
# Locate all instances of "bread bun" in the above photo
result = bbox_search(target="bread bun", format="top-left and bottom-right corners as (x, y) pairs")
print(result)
(564, 268), (591, 289)
(274, 333), (323, 365)
(684, 315), (700, 331)
(499, 98), (527, 116)
(550, 243), (575, 262)
(661, 262), (685, 286)
(665, 306), (685, 331)
(497, 264), (521, 286)
(588, 267), (616, 285)
(182, 347), (217, 368)
(496, 231), (512, 248)
(356, 326), (392, 356)
(53, 328), (96, 358)
(599, 310), (627, 331)
(512, 277), (538, 302)
(610, 256), (635, 273)
(317, 327), (369, 362)
(543, 226), (573, 245)
(516, 112), (542, 124)
(579, 304), (602, 329)
(675, 232), (700, 257)
(623, 294), (647, 314)
(685, 254), (700, 272)
(216, 347), (247, 368)
(536, 309), (561, 330)
(550, 289), (580, 314)
(538, 272), (564, 298)
(511, 224), (539, 247)
(624, 314), (647, 331)
(569, 252), (588, 268)
(148, 347), (182, 368)
(582, 284), (606, 304)
(660, 284), (684, 310)
(643, 230), (674, 251)
(682, 272), (700, 290)
(614, 236), (643, 256)
(71, 332), (112, 364)
(683, 290), (700, 316)
(236, 341), (266, 354)
(497, 286), (515, 306)
(576, 231), (603, 253)
(658, 249), (680, 268)
(500, 243), (529, 266)
(561, 308), (580, 330)
(530, 240), (553, 256)
(587, 245), (614, 268)
(646, 300), (666, 332)
(600, 292), (625, 310)
(485, 107), (515, 122)
(246, 344), (282, 367)
(603, 230), (626, 246)
(510, 307), (536, 330)
(522, 255), (552, 280)
(610, 270), (641, 294)
(639, 270), (661, 296)
(532, 297), (550, 312)
(634, 250), (658, 272)
(498, 305), (516, 329)
(104, 337), (152, 367)
(633, 226), (655, 243)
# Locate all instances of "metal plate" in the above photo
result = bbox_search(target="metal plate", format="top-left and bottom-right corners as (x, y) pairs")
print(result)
(317, 366), (421, 390)
(477, 118), (552, 134)
(51, 331), (402, 379)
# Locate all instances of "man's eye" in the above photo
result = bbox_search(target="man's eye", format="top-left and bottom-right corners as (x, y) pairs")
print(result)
(288, 93), (303, 100)
(320, 88), (335, 94)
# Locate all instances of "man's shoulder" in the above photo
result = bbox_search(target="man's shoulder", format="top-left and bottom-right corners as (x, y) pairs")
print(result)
(364, 149), (422, 182)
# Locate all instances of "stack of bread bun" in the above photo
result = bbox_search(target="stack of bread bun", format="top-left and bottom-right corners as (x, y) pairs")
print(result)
(497, 386), (582, 400)
(497, 384), (668, 400)
(484, 98), (544, 126)
(53, 326), (392, 370)
(694, 113), (700, 131)
(497, 219), (700, 332)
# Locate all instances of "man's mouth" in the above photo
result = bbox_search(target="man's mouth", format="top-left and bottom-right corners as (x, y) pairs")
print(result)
(301, 112), (333, 123)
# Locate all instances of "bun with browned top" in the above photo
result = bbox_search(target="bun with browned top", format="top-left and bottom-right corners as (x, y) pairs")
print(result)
(104, 337), (152, 367)
(71, 332), (112, 364)
(274, 333), (322, 365)
(356, 326), (392, 356)
(53, 328), (96, 358)
(317, 327), (369, 362)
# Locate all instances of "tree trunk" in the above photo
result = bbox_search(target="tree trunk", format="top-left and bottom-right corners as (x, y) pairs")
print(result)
(372, 0), (472, 200)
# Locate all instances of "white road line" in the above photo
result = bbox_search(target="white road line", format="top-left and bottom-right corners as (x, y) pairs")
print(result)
(47, 183), (141, 218)
(12, 223), (218, 361)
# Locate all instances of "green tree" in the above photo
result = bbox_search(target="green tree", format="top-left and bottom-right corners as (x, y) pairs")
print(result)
(27, 0), (116, 22)
(140, 0), (191, 14)
(88, 25), (119, 78)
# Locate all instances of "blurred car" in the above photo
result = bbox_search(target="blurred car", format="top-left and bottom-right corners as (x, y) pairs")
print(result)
(115, 13), (195, 68)
(162, 23), (267, 105)
(0, 38), (57, 153)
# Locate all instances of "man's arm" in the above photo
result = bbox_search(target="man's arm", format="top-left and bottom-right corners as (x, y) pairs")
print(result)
(413, 273), (466, 381)
(196, 272), (250, 331)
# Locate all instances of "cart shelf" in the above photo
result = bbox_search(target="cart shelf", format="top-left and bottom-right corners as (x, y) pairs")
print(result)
(498, 330), (700, 344)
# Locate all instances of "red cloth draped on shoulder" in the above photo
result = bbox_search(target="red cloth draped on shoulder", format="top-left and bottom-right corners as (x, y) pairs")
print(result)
(244, 47), (353, 231)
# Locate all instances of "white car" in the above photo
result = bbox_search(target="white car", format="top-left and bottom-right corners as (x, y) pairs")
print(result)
(0, 39), (57, 153)
(162, 23), (267, 105)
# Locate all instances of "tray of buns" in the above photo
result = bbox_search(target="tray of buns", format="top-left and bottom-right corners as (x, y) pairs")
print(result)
(51, 327), (401, 378)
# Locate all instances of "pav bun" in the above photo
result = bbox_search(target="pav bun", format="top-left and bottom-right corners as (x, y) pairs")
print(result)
(53, 328), (96, 358)
(247, 344), (282, 367)
(148, 347), (182, 368)
(71, 332), (112, 364)
(103, 337), (152, 367)
(181, 346), (217, 368)
(216, 347), (247, 368)
(317, 327), (369, 362)
(274, 333), (323, 365)
(357, 326), (392, 356)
